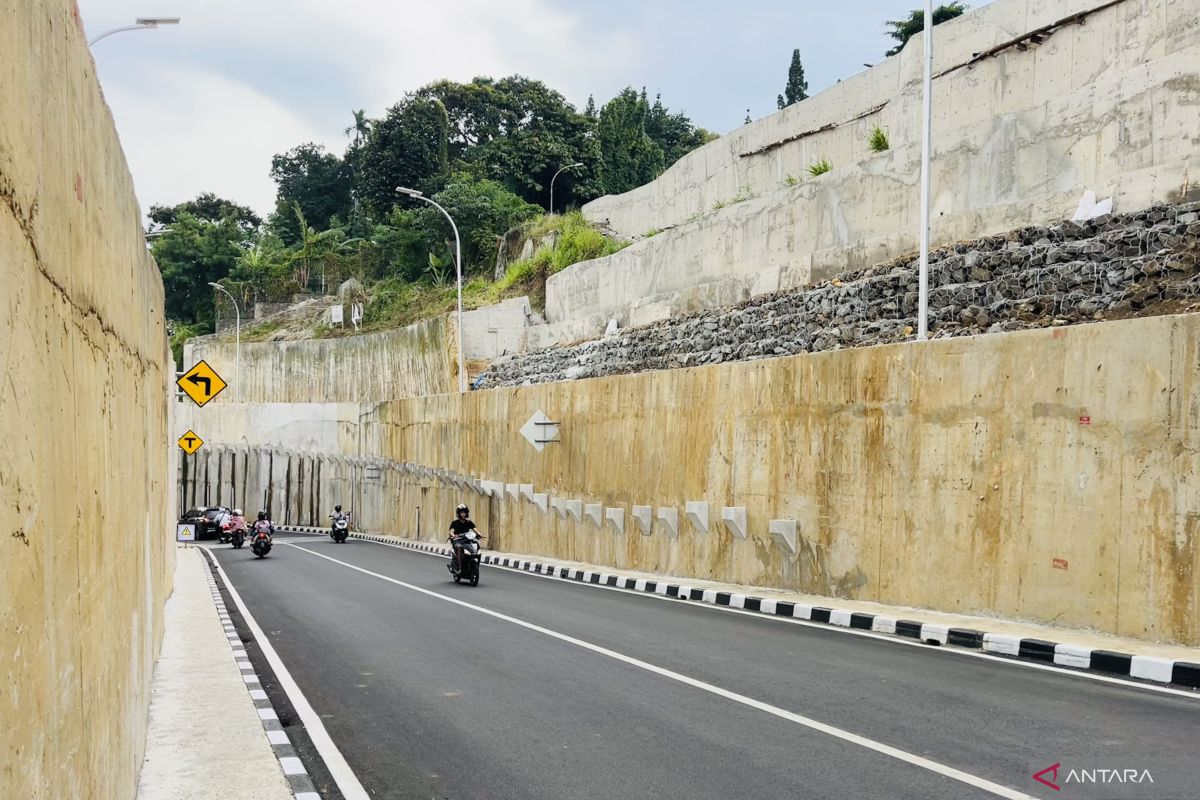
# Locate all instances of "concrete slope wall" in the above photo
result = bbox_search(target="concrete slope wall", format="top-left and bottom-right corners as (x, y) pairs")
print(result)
(186, 315), (455, 403)
(555, 0), (1200, 337)
(186, 298), (538, 403)
(375, 313), (1200, 645)
(1, 3), (174, 798)
(191, 313), (1200, 645)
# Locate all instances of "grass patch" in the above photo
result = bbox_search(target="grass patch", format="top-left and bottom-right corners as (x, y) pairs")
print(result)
(782, 174), (800, 187)
(807, 158), (833, 177)
(239, 319), (284, 342)
(868, 125), (890, 153)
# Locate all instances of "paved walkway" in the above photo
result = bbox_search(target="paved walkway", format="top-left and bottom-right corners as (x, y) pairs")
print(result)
(137, 545), (293, 800)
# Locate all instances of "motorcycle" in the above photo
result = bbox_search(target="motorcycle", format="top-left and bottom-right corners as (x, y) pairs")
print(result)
(230, 527), (245, 549)
(218, 521), (232, 544)
(330, 515), (349, 544)
(447, 531), (482, 586)
(251, 528), (273, 559)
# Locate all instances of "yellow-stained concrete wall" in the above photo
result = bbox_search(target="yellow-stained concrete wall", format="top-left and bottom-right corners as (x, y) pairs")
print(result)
(367, 314), (1200, 645)
(185, 313), (457, 403)
(1, 3), (174, 798)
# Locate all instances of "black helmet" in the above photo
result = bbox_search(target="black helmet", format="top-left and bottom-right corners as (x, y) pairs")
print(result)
(257, 511), (267, 520)
(335, 504), (342, 512)
(456, 504), (469, 517)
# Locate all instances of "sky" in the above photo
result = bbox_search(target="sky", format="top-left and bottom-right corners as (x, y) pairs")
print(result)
(80, 0), (995, 220)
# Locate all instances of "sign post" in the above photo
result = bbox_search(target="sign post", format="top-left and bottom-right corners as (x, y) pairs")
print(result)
(176, 523), (196, 542)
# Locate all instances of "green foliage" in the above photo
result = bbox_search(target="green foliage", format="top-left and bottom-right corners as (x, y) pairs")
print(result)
(807, 158), (833, 177)
(168, 322), (205, 369)
(149, 193), (260, 234)
(712, 199), (728, 212)
(151, 209), (254, 327)
(356, 96), (450, 216)
(644, 228), (663, 238)
(777, 49), (809, 110)
(868, 125), (891, 153)
(597, 88), (664, 196)
(783, 174), (800, 187)
(547, 212), (625, 273)
(886, 3), (968, 56)
(731, 185), (755, 204)
(267, 144), (353, 245)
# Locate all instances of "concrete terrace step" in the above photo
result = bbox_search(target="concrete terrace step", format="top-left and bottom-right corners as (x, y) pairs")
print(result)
(277, 526), (1200, 691)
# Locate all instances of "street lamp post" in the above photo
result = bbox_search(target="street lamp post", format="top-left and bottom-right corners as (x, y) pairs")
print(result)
(397, 187), (466, 394)
(208, 282), (241, 402)
(549, 163), (583, 215)
(88, 17), (181, 47)
(917, 0), (933, 340)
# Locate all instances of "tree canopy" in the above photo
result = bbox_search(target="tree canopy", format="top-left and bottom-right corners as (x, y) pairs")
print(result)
(151, 75), (716, 337)
(776, 50), (809, 109)
(886, 3), (968, 56)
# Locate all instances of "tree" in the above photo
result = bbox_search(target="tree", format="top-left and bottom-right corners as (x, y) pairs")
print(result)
(416, 76), (599, 208)
(151, 211), (252, 328)
(344, 109), (369, 147)
(355, 96), (451, 217)
(886, 3), (968, 56)
(148, 193), (260, 235)
(776, 49), (809, 109)
(644, 92), (715, 168)
(267, 144), (352, 244)
(415, 173), (542, 277)
(583, 95), (597, 120)
(596, 88), (664, 196)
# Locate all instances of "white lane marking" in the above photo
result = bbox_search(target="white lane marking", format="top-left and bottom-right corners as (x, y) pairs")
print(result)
(348, 536), (1200, 701)
(204, 551), (371, 800)
(284, 543), (1035, 800)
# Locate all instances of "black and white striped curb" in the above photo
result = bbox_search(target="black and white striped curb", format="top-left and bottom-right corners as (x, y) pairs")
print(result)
(201, 551), (322, 800)
(278, 525), (1200, 690)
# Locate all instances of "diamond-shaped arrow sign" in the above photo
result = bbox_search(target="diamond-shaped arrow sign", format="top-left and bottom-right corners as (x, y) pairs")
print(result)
(520, 410), (559, 453)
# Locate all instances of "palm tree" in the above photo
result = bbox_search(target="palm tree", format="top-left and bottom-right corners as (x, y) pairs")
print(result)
(344, 109), (369, 147)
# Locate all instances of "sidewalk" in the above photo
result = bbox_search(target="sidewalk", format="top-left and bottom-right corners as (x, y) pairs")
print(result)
(137, 546), (294, 800)
(282, 525), (1200, 688)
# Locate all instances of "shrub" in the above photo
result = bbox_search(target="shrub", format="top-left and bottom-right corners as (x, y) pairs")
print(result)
(868, 125), (890, 153)
(783, 174), (800, 187)
(807, 158), (833, 177)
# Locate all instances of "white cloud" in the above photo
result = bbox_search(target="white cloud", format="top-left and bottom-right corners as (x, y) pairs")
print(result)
(82, 0), (640, 218)
(104, 64), (339, 218)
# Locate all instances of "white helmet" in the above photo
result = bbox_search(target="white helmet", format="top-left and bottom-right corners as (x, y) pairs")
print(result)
(233, 508), (243, 516)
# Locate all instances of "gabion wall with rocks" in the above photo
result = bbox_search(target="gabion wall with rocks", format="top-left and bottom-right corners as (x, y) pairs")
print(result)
(477, 202), (1200, 389)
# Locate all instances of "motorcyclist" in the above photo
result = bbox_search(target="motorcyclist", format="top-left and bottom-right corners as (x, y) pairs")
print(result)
(448, 504), (485, 573)
(252, 510), (274, 541)
(228, 508), (248, 534)
(330, 504), (350, 534)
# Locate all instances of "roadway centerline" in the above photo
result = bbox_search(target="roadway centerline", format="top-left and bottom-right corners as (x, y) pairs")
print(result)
(282, 541), (1038, 800)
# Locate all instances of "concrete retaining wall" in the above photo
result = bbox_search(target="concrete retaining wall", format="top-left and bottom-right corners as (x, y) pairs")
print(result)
(190, 313), (1200, 645)
(1, 3), (174, 797)
(553, 0), (1200, 341)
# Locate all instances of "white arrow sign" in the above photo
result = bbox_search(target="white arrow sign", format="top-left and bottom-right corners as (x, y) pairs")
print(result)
(520, 410), (559, 452)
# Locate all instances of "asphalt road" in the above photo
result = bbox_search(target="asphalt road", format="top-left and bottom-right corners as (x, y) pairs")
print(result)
(212, 534), (1200, 800)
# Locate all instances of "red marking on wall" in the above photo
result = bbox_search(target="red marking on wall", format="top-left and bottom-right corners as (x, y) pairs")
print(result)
(1052, 328), (1066, 339)
(1052, 558), (1069, 571)
(74, 174), (84, 202)
(1079, 416), (1091, 426)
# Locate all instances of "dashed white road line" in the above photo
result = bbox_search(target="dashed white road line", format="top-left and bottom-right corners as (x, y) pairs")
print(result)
(284, 542), (1037, 800)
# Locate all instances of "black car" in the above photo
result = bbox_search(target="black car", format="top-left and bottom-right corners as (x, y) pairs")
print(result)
(179, 506), (231, 540)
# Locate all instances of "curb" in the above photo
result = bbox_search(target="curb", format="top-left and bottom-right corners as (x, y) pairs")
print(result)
(201, 549), (323, 800)
(278, 526), (1200, 691)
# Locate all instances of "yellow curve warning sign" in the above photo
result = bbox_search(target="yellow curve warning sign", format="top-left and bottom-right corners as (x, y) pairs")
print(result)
(177, 360), (228, 407)
(177, 430), (204, 455)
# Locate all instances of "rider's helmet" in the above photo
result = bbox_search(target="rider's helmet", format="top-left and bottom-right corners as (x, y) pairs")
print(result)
(335, 504), (342, 512)
(456, 504), (469, 517)
(257, 511), (267, 520)
(233, 508), (243, 517)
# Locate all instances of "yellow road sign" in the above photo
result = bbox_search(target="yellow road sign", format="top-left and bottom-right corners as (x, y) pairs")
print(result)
(177, 360), (228, 407)
(177, 430), (204, 455)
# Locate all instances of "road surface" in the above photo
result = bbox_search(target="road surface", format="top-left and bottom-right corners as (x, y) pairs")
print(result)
(211, 534), (1200, 800)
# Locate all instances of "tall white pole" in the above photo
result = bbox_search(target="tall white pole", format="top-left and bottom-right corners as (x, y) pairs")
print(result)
(917, 0), (933, 341)
(210, 283), (241, 401)
(422, 197), (466, 393)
